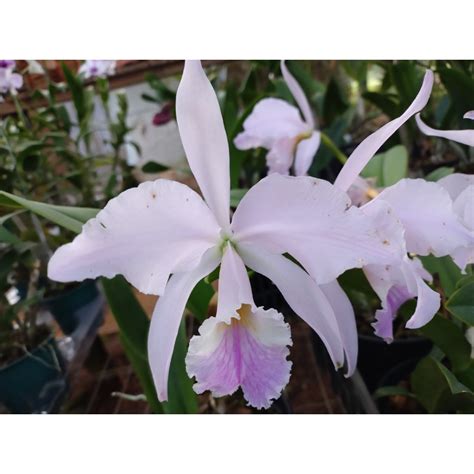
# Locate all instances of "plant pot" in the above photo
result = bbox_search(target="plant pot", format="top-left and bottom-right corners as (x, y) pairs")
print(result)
(43, 280), (100, 334)
(357, 334), (433, 392)
(0, 335), (66, 413)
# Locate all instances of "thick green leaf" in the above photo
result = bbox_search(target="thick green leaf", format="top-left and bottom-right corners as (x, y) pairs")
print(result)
(141, 161), (169, 174)
(361, 145), (408, 186)
(187, 278), (214, 322)
(119, 333), (164, 414)
(362, 91), (399, 118)
(411, 356), (474, 413)
(101, 275), (198, 414)
(417, 315), (471, 372)
(425, 166), (454, 182)
(445, 282), (474, 326)
(0, 226), (21, 244)
(162, 320), (198, 414)
(382, 145), (408, 186)
(373, 385), (416, 400)
(230, 188), (248, 208)
(0, 191), (98, 233)
(421, 255), (463, 297)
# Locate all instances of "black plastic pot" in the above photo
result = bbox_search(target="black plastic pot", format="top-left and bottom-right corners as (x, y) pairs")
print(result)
(0, 335), (66, 413)
(44, 280), (100, 334)
(357, 334), (432, 392)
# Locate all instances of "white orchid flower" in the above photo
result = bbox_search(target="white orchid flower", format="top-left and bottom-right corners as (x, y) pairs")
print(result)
(334, 70), (471, 342)
(48, 61), (404, 409)
(234, 61), (320, 176)
(79, 60), (116, 80)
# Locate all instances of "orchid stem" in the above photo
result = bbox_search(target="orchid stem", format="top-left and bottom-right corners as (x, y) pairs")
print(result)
(320, 132), (348, 165)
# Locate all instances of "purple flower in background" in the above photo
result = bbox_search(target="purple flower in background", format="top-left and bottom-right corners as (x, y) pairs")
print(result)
(79, 60), (116, 79)
(334, 70), (471, 341)
(152, 102), (173, 126)
(234, 61), (320, 176)
(0, 60), (23, 98)
(47, 61), (401, 408)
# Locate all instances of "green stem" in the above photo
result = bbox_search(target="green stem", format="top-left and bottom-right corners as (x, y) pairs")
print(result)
(12, 95), (30, 132)
(320, 132), (348, 165)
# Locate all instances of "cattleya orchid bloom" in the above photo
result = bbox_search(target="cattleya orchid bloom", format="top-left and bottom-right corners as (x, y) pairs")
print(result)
(79, 60), (116, 79)
(437, 173), (474, 271)
(416, 110), (474, 147)
(234, 61), (320, 176)
(0, 60), (23, 99)
(48, 61), (403, 409)
(334, 70), (471, 342)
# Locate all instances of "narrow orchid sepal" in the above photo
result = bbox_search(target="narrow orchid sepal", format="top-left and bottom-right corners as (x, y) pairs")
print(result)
(335, 70), (434, 192)
(416, 113), (474, 147)
(176, 60), (231, 231)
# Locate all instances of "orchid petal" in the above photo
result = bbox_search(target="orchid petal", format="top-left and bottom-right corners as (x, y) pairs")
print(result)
(237, 242), (345, 370)
(281, 60), (315, 128)
(232, 174), (403, 285)
(10, 72), (23, 90)
(319, 280), (358, 377)
(438, 173), (474, 201)
(335, 70), (434, 192)
(186, 304), (291, 409)
(401, 258), (440, 330)
(375, 178), (470, 256)
(294, 131), (321, 176)
(365, 257), (440, 341)
(48, 179), (220, 295)
(266, 137), (295, 175)
(176, 60), (230, 230)
(464, 111), (474, 120)
(148, 246), (221, 401)
(216, 243), (255, 323)
(233, 98), (308, 151)
(416, 113), (474, 147)
(449, 185), (474, 271)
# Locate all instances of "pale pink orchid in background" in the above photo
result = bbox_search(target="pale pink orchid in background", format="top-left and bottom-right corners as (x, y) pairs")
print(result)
(234, 60), (320, 176)
(438, 173), (474, 272)
(47, 61), (404, 409)
(333, 69), (471, 342)
(0, 60), (23, 100)
(79, 60), (117, 80)
(415, 110), (474, 146)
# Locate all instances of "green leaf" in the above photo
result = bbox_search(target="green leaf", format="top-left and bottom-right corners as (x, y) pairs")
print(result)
(187, 278), (214, 322)
(102, 275), (199, 414)
(425, 166), (454, 182)
(362, 91), (400, 118)
(411, 356), (474, 413)
(142, 161), (169, 174)
(373, 385), (416, 400)
(421, 255), (463, 297)
(382, 145), (408, 186)
(0, 226), (21, 244)
(162, 320), (199, 414)
(445, 282), (474, 326)
(0, 191), (98, 234)
(438, 68), (474, 120)
(361, 145), (408, 186)
(417, 314), (471, 372)
(230, 188), (248, 208)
